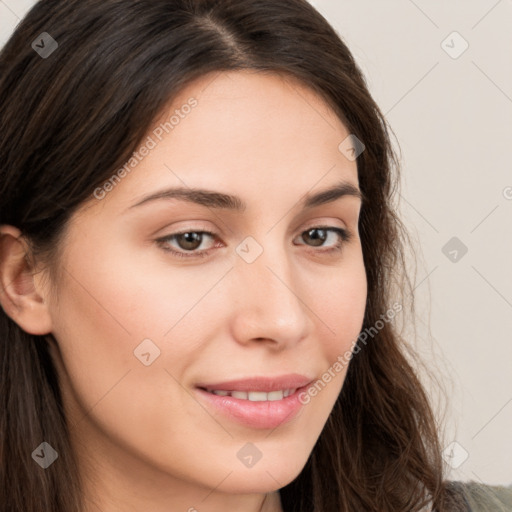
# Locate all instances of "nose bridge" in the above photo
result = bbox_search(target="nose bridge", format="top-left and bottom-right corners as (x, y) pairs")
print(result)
(229, 234), (311, 345)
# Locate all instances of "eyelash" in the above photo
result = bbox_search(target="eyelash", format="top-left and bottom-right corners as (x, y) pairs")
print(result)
(155, 226), (352, 260)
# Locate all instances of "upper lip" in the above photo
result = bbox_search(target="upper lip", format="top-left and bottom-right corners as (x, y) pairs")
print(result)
(195, 373), (314, 392)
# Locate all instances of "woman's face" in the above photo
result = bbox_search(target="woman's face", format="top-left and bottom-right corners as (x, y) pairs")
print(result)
(39, 70), (367, 508)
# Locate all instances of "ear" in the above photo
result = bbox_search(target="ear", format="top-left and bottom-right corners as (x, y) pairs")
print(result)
(0, 224), (53, 335)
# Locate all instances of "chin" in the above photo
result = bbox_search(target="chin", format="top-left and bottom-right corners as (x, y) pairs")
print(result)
(216, 457), (307, 494)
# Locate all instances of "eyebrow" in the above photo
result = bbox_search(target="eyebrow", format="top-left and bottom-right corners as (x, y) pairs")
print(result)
(126, 180), (364, 213)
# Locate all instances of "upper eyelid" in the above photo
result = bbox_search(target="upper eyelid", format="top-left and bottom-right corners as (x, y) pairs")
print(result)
(160, 216), (351, 236)
(161, 223), (348, 240)
(158, 225), (351, 249)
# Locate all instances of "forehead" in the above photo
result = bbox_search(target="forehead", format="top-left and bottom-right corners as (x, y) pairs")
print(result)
(82, 70), (359, 217)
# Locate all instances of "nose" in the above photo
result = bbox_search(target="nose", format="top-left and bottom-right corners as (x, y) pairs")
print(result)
(228, 240), (313, 349)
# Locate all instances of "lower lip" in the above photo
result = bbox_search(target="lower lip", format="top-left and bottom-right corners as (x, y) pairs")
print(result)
(194, 385), (310, 429)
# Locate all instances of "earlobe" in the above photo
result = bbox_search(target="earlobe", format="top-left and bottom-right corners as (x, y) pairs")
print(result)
(0, 224), (53, 335)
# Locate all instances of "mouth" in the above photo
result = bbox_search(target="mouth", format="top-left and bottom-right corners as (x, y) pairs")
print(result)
(193, 374), (314, 429)
(198, 388), (299, 401)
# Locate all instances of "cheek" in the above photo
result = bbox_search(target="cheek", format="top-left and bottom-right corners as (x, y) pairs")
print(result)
(55, 229), (222, 342)
(306, 250), (367, 357)
(48, 234), (233, 424)
(268, 250), (367, 420)
(48, 247), (209, 477)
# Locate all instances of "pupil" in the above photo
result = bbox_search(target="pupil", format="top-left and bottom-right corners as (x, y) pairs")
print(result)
(179, 232), (202, 250)
(305, 228), (326, 247)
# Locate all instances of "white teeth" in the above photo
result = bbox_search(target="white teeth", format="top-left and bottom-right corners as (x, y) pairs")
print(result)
(267, 390), (284, 401)
(208, 388), (297, 401)
(247, 391), (268, 401)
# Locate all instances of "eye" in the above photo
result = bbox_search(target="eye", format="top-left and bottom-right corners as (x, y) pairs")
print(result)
(293, 226), (352, 254)
(155, 225), (352, 259)
(155, 229), (218, 258)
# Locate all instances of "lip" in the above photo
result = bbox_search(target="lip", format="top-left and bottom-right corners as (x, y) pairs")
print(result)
(194, 374), (314, 429)
(195, 373), (313, 392)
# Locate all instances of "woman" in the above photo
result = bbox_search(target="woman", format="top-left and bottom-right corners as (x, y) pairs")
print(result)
(0, 0), (508, 510)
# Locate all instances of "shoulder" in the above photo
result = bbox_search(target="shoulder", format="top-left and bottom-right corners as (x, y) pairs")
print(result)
(446, 480), (512, 511)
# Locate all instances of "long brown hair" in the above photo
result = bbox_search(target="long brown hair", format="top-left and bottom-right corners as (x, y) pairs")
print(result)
(0, 0), (466, 510)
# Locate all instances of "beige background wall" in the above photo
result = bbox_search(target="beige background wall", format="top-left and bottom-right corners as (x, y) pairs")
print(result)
(1, 0), (511, 486)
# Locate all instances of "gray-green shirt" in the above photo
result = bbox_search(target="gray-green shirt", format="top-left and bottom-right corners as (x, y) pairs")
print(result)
(450, 481), (512, 511)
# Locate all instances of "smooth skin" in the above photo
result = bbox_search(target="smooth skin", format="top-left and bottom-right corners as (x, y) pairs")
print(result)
(0, 70), (367, 512)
